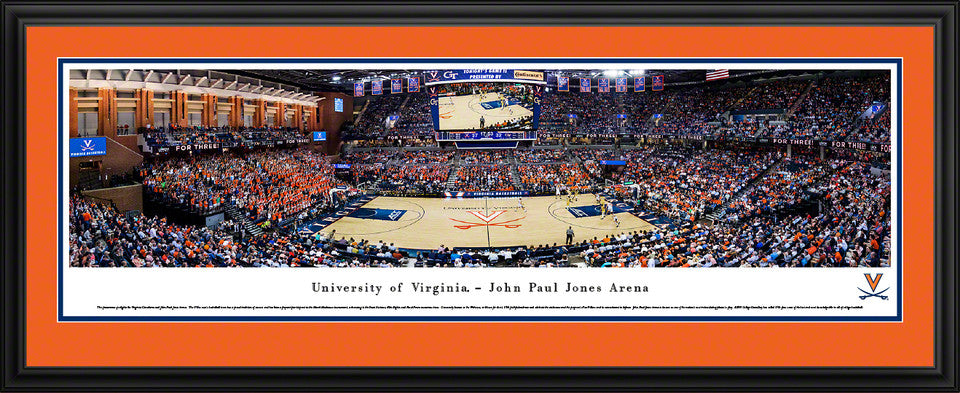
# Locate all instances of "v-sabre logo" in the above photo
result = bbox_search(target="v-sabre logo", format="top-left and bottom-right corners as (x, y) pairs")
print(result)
(450, 211), (524, 230)
(80, 139), (95, 151)
(858, 273), (889, 300)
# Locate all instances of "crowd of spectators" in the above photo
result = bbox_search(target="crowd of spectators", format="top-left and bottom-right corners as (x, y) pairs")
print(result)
(330, 72), (891, 146)
(614, 148), (777, 222)
(376, 164), (450, 195)
(459, 149), (512, 164)
(452, 165), (516, 191)
(396, 149), (455, 164)
(340, 149), (397, 165)
(785, 74), (890, 140)
(722, 156), (832, 222)
(847, 107), (891, 144)
(343, 94), (405, 140)
(516, 163), (593, 195)
(73, 139), (891, 268)
(515, 148), (568, 163)
(140, 148), (344, 223)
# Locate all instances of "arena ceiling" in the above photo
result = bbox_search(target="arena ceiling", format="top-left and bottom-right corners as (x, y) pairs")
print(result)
(226, 69), (761, 93)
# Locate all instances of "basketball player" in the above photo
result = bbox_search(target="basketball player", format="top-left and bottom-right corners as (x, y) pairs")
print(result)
(600, 202), (606, 220)
(555, 185), (562, 200)
(613, 214), (621, 228)
(518, 197), (525, 212)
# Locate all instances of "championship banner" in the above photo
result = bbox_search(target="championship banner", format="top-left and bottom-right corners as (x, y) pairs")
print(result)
(580, 78), (591, 92)
(635, 76), (645, 92)
(598, 78), (609, 92)
(407, 76), (420, 92)
(557, 76), (569, 91)
(354, 82), (364, 97)
(652, 74), (664, 91)
(390, 78), (402, 94)
(371, 80), (382, 95)
(422, 69), (546, 85)
(616, 77), (628, 92)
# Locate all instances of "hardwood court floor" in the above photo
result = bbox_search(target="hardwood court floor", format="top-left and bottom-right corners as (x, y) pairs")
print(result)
(321, 194), (658, 250)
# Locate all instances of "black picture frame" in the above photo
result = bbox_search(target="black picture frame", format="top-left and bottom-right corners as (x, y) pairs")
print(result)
(1, 1), (956, 391)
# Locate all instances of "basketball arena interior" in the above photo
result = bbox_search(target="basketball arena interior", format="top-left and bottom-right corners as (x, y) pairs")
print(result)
(67, 68), (892, 268)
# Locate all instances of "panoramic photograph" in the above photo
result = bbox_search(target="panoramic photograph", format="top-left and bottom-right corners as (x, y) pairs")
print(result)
(66, 67), (892, 268)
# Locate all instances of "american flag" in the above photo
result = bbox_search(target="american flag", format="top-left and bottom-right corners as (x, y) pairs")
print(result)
(706, 69), (729, 81)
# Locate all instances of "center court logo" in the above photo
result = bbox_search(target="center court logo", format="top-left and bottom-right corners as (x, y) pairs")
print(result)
(858, 273), (889, 300)
(450, 211), (525, 230)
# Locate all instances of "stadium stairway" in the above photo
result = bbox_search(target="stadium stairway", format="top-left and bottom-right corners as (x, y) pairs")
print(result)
(509, 165), (522, 189)
(445, 166), (459, 189)
(224, 204), (263, 238)
(785, 80), (816, 118)
(398, 94), (412, 114)
(354, 100), (371, 125)
(731, 86), (760, 108)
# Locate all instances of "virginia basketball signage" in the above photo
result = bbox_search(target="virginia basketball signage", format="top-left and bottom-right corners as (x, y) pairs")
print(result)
(312, 131), (326, 141)
(423, 69), (546, 85)
(557, 76), (569, 91)
(69, 137), (107, 157)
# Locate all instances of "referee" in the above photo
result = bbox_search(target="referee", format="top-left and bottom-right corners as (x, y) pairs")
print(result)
(566, 226), (574, 244)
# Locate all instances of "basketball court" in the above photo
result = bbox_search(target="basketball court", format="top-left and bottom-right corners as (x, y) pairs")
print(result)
(438, 92), (534, 130)
(305, 194), (659, 250)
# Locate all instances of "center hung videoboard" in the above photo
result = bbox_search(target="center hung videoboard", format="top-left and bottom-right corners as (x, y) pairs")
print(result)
(425, 70), (545, 139)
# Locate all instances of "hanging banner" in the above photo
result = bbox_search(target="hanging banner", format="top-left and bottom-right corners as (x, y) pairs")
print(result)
(580, 78), (591, 92)
(616, 77), (628, 92)
(407, 76), (420, 92)
(652, 75), (664, 91)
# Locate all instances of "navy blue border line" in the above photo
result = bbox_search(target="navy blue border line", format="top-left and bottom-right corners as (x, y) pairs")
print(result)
(57, 57), (903, 323)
